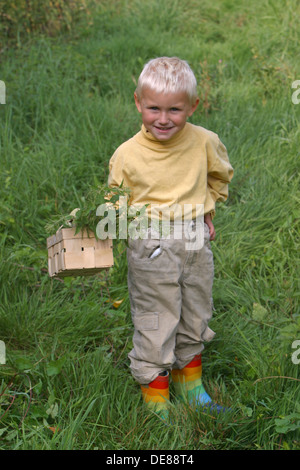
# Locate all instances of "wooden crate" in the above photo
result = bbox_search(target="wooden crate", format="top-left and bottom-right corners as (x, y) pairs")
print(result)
(47, 227), (113, 278)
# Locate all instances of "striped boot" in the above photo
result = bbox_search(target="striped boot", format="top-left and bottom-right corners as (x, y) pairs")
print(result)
(140, 371), (170, 419)
(171, 354), (227, 413)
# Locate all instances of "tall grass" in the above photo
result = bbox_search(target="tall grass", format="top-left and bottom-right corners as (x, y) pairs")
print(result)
(0, 0), (299, 450)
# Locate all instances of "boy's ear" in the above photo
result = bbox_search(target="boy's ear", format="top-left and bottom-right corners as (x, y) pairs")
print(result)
(134, 92), (142, 113)
(188, 98), (200, 117)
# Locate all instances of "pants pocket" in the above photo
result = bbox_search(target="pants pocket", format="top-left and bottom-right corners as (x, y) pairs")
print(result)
(131, 312), (162, 365)
(133, 312), (159, 331)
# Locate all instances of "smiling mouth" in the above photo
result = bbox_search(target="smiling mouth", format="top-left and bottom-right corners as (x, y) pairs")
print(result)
(155, 126), (173, 131)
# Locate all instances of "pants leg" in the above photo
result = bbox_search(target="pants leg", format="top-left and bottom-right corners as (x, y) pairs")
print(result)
(174, 223), (215, 369)
(127, 232), (182, 384)
(127, 223), (215, 384)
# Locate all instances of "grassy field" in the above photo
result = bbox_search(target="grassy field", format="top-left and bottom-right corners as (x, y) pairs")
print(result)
(0, 0), (299, 450)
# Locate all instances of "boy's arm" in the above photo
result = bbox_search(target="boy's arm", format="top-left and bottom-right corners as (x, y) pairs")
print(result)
(204, 212), (216, 241)
(205, 134), (234, 240)
(207, 137), (233, 206)
(107, 150), (125, 189)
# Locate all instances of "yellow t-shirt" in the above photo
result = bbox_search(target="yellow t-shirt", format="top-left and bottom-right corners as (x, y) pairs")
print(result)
(108, 122), (233, 220)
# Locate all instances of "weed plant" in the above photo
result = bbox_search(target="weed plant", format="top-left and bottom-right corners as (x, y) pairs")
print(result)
(0, 0), (299, 450)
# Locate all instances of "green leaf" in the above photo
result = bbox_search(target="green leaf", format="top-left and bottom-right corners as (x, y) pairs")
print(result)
(46, 356), (66, 376)
(0, 428), (8, 437)
(252, 303), (268, 322)
(46, 402), (59, 419)
(275, 414), (300, 434)
(30, 405), (48, 419)
(15, 357), (34, 371)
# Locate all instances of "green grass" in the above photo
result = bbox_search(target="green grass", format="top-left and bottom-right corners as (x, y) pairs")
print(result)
(0, 0), (299, 450)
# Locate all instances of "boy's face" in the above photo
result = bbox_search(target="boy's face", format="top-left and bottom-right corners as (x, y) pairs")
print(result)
(134, 88), (199, 142)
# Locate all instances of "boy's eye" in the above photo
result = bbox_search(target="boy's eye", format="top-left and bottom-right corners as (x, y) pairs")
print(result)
(170, 107), (180, 112)
(149, 106), (159, 110)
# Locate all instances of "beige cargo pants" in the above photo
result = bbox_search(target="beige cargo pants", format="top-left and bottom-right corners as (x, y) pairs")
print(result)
(127, 221), (215, 385)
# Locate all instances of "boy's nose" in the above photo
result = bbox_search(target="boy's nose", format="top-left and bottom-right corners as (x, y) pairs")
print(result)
(158, 112), (169, 125)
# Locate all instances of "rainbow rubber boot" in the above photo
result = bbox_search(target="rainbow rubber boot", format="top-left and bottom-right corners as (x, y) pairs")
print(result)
(140, 371), (170, 420)
(171, 354), (228, 413)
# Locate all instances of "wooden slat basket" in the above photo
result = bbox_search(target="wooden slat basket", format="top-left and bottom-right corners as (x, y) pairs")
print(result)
(47, 227), (113, 278)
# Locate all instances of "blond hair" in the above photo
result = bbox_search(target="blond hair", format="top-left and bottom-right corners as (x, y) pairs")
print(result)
(135, 57), (198, 104)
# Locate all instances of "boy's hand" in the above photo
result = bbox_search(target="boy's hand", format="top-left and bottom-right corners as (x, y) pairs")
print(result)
(204, 213), (216, 241)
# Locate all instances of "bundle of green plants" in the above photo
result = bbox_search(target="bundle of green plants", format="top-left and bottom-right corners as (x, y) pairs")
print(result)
(45, 182), (143, 242)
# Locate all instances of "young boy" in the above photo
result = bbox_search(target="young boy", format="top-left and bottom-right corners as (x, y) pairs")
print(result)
(108, 57), (233, 417)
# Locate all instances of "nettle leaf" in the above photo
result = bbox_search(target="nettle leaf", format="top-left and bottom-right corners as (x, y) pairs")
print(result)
(45, 183), (134, 239)
(15, 357), (34, 371)
(110, 194), (120, 204)
(46, 356), (66, 376)
(275, 414), (300, 434)
(30, 405), (48, 419)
